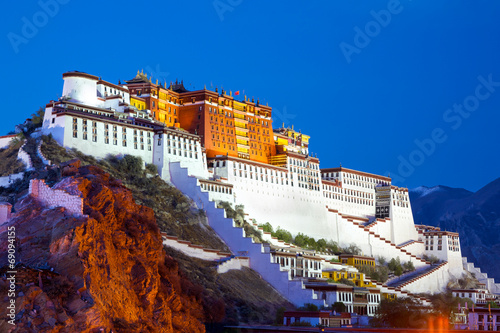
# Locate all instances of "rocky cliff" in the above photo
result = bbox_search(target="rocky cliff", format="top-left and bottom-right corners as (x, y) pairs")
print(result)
(0, 163), (206, 332)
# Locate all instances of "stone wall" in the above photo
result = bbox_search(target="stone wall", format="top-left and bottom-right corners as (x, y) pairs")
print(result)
(17, 141), (33, 170)
(162, 233), (231, 261)
(37, 141), (51, 165)
(0, 202), (12, 224)
(29, 179), (83, 216)
(217, 257), (250, 274)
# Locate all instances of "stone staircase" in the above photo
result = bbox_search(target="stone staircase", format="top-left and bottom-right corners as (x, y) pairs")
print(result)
(332, 208), (430, 267)
(169, 161), (325, 307)
(386, 262), (448, 289)
(462, 257), (500, 294)
(383, 261), (449, 294)
(22, 137), (45, 171)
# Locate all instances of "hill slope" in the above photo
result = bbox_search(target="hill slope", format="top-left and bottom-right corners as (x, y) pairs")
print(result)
(409, 178), (500, 283)
(0, 164), (206, 332)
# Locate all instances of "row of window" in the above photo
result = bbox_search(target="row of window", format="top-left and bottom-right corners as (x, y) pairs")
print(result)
(324, 192), (374, 206)
(275, 256), (322, 270)
(166, 148), (198, 159)
(102, 85), (126, 97)
(72, 118), (152, 150)
(233, 170), (291, 185)
(199, 182), (233, 195)
(209, 108), (270, 128)
(323, 185), (374, 199)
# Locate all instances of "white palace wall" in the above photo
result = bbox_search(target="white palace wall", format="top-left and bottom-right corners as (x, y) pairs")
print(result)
(43, 106), (207, 180)
(214, 159), (331, 241)
(169, 161), (325, 307)
(153, 131), (208, 181)
(390, 188), (418, 245)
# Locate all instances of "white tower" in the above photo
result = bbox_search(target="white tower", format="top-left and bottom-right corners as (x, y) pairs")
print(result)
(62, 72), (99, 106)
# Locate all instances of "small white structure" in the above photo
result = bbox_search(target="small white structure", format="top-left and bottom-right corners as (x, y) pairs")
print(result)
(0, 134), (17, 149)
(0, 202), (12, 224)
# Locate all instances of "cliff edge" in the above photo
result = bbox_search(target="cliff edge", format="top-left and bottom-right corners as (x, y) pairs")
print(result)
(0, 162), (206, 332)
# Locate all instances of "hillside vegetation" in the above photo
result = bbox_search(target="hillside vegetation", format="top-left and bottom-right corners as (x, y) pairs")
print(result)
(41, 134), (228, 251)
(0, 139), (25, 176)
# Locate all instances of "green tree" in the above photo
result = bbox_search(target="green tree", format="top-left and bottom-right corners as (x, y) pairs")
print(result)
(371, 297), (427, 328)
(273, 227), (293, 243)
(259, 222), (274, 233)
(487, 301), (500, 309)
(343, 243), (361, 255)
(294, 233), (308, 248)
(429, 292), (474, 318)
(394, 265), (403, 276)
(403, 261), (415, 272)
(31, 107), (45, 127)
(274, 307), (286, 325)
(377, 256), (387, 266)
(332, 302), (346, 313)
(118, 155), (144, 175)
(337, 278), (355, 286)
(326, 240), (340, 253)
(145, 163), (158, 174)
(423, 254), (440, 265)
(298, 303), (318, 311)
(316, 238), (327, 251)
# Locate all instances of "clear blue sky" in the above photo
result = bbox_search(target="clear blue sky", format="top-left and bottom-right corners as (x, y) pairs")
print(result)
(2, 0), (499, 191)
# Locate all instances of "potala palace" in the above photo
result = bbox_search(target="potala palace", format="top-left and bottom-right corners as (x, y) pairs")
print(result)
(31, 71), (499, 323)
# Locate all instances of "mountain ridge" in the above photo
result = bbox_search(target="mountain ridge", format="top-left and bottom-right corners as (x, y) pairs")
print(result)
(409, 177), (500, 283)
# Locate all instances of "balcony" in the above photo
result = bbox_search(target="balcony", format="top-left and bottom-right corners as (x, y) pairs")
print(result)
(234, 121), (248, 130)
(353, 297), (368, 304)
(236, 139), (249, 146)
(233, 110), (246, 118)
(235, 132), (249, 139)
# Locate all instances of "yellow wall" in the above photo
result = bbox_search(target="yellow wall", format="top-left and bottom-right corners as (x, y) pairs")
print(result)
(131, 97), (146, 110)
(322, 270), (375, 288)
(341, 257), (375, 268)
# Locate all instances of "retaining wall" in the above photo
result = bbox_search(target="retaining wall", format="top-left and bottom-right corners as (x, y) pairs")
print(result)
(29, 179), (83, 216)
(161, 233), (231, 261)
(217, 257), (250, 274)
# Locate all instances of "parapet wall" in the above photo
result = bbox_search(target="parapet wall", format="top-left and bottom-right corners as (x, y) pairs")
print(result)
(0, 202), (12, 224)
(29, 179), (83, 216)
(0, 134), (16, 149)
(162, 233), (231, 261)
(18, 141), (33, 170)
(37, 141), (51, 165)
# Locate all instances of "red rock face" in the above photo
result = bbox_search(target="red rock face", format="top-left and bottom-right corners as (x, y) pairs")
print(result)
(0, 165), (206, 332)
